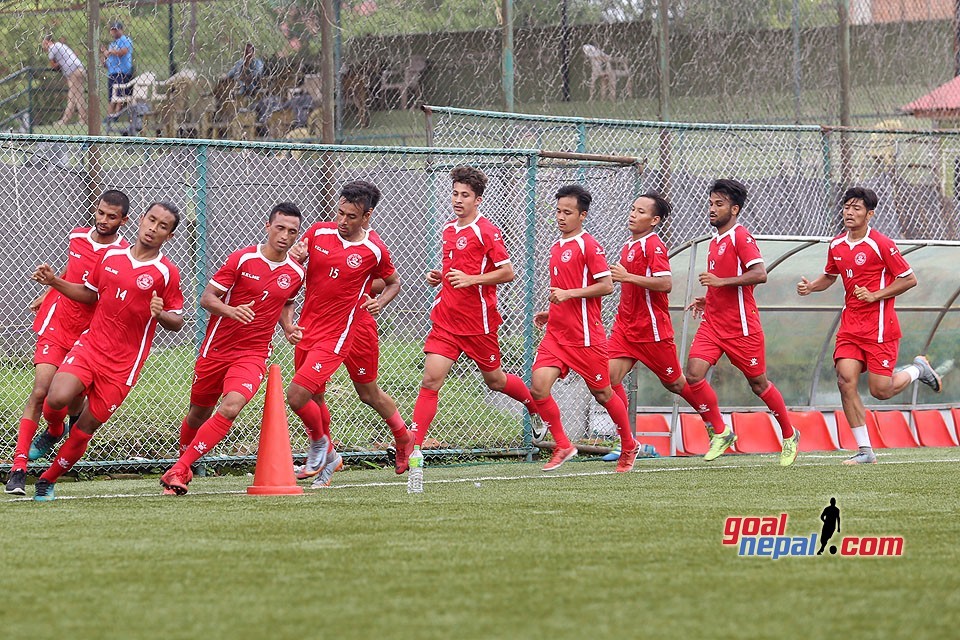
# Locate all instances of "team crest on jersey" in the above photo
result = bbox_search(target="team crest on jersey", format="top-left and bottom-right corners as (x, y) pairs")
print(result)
(277, 273), (292, 289)
(561, 249), (573, 263)
(346, 253), (363, 268)
(136, 273), (154, 290)
(456, 236), (468, 250)
(627, 250), (636, 262)
(854, 252), (867, 266)
(718, 243), (727, 256)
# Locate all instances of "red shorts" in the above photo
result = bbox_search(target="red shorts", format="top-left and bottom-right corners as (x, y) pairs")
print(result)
(607, 330), (683, 384)
(190, 354), (266, 407)
(344, 313), (379, 384)
(689, 321), (766, 376)
(834, 334), (899, 377)
(293, 345), (347, 394)
(33, 334), (74, 367)
(423, 324), (502, 373)
(534, 332), (611, 390)
(57, 345), (131, 423)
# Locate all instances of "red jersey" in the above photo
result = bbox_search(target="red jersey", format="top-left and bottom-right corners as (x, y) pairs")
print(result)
(34, 227), (128, 344)
(703, 224), (764, 338)
(612, 232), (673, 343)
(200, 245), (305, 359)
(298, 223), (395, 353)
(545, 231), (611, 347)
(81, 247), (184, 385)
(825, 228), (913, 343)
(430, 215), (511, 335)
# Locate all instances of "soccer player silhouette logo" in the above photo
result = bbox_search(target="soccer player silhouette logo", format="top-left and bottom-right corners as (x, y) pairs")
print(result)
(817, 497), (841, 555)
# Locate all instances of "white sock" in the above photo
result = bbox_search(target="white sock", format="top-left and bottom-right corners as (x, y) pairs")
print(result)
(903, 365), (921, 382)
(851, 425), (872, 448)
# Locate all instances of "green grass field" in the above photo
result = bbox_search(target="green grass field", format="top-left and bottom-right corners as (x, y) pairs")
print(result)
(2, 448), (959, 639)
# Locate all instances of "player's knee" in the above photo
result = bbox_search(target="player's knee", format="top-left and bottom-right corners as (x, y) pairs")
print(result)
(530, 385), (549, 401)
(27, 383), (51, 409)
(685, 370), (704, 386)
(869, 383), (895, 401)
(420, 375), (444, 392)
(483, 373), (507, 392)
(662, 378), (685, 395)
(218, 400), (246, 421)
(355, 385), (379, 406)
(285, 385), (309, 410)
(836, 373), (858, 393)
(590, 387), (613, 404)
(748, 379), (768, 396)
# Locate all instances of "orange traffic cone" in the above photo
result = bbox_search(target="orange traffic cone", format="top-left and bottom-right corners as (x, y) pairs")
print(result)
(247, 364), (304, 495)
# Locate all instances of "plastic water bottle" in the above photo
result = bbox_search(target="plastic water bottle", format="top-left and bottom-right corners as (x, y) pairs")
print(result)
(407, 446), (424, 494)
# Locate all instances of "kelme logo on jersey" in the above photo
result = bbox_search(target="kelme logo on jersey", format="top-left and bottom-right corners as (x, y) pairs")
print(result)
(855, 252), (867, 265)
(456, 236), (468, 250)
(346, 253), (363, 268)
(276, 273), (292, 289)
(136, 273), (154, 290)
(561, 249), (573, 263)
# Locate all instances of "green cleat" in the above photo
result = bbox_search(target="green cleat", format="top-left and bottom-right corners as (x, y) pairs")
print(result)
(33, 478), (55, 502)
(779, 430), (800, 466)
(703, 426), (736, 462)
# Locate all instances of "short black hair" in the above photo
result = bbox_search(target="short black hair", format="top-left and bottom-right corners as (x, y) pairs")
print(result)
(709, 179), (748, 212)
(269, 201), (302, 222)
(340, 181), (374, 213)
(638, 191), (672, 222)
(147, 201), (181, 233)
(555, 184), (592, 212)
(842, 186), (879, 211)
(450, 166), (487, 197)
(343, 180), (381, 209)
(100, 189), (130, 216)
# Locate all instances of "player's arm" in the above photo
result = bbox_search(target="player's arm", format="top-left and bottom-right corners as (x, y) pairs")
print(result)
(446, 262), (514, 289)
(610, 263), (671, 292)
(279, 300), (304, 345)
(699, 261), (766, 288)
(362, 273), (400, 316)
(797, 274), (837, 296)
(150, 292), (184, 331)
(853, 271), (917, 304)
(549, 275), (614, 304)
(199, 282), (255, 324)
(31, 263), (98, 304)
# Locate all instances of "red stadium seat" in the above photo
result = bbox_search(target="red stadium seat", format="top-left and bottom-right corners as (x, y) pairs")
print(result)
(730, 412), (780, 453)
(679, 413), (713, 455)
(874, 411), (918, 448)
(635, 414), (672, 457)
(786, 411), (837, 451)
(911, 410), (958, 447)
(834, 410), (885, 449)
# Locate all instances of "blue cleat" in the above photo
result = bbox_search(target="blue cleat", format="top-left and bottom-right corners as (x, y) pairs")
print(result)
(33, 478), (55, 502)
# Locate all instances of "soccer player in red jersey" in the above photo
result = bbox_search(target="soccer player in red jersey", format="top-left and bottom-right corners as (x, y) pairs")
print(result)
(797, 187), (942, 464)
(159, 203), (306, 495)
(607, 192), (727, 459)
(287, 182), (400, 487)
(409, 166), (536, 469)
(685, 179), (799, 465)
(531, 185), (640, 472)
(29, 202), (185, 500)
(290, 181), (412, 479)
(4, 190), (130, 495)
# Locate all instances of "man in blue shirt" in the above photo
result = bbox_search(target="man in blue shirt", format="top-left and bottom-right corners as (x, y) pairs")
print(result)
(102, 21), (134, 116)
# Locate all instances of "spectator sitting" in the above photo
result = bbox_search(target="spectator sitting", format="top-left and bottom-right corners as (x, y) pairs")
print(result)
(227, 43), (264, 97)
(279, 87), (313, 128)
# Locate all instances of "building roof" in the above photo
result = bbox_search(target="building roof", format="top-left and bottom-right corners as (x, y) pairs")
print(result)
(901, 76), (960, 118)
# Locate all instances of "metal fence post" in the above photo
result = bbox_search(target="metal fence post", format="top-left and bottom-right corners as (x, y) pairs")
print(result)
(522, 153), (538, 458)
(193, 144), (209, 353)
(26, 68), (33, 134)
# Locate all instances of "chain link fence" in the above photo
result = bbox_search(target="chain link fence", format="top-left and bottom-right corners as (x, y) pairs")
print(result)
(1, 2), (958, 145)
(0, 134), (646, 471)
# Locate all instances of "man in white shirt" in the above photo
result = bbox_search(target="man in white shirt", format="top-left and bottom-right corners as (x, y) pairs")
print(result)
(42, 35), (86, 126)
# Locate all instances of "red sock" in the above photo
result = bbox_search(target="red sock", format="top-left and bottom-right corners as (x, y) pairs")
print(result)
(43, 400), (68, 438)
(411, 388), (439, 446)
(179, 417), (199, 455)
(385, 411), (408, 440)
(12, 418), (39, 471)
(294, 400), (325, 441)
(532, 396), (570, 448)
(612, 383), (629, 409)
(319, 401), (331, 439)
(174, 413), (233, 473)
(602, 394), (636, 451)
(680, 380), (725, 433)
(759, 382), (794, 438)
(40, 429), (93, 483)
(501, 374), (536, 415)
